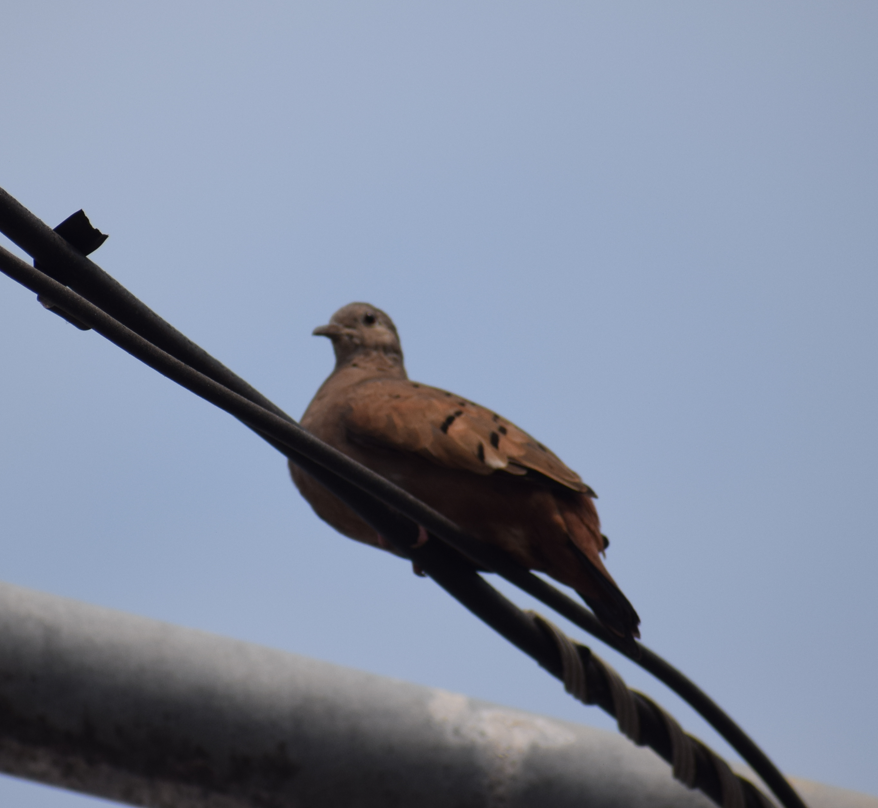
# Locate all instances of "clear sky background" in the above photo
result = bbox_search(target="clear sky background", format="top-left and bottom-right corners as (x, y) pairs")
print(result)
(1, 3), (876, 805)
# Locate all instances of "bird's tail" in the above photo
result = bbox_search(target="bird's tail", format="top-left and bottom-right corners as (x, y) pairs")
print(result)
(555, 494), (641, 647)
(566, 540), (641, 647)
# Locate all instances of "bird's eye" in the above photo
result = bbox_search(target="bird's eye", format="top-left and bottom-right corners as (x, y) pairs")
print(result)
(363, 313), (376, 325)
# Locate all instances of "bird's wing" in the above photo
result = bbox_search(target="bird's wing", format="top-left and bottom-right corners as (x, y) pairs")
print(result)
(344, 379), (594, 495)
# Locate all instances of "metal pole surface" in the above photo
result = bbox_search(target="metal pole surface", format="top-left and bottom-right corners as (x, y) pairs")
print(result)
(0, 581), (870, 808)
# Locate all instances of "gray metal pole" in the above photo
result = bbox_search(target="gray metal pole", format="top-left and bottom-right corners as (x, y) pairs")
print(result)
(0, 581), (869, 808)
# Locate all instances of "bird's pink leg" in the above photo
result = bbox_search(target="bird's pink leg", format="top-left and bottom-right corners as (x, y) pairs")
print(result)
(410, 525), (429, 576)
(411, 525), (430, 548)
(375, 526), (429, 550)
(375, 526), (429, 576)
(376, 534), (392, 551)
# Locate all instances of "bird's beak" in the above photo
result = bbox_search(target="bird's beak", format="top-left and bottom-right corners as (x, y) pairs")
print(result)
(312, 323), (342, 338)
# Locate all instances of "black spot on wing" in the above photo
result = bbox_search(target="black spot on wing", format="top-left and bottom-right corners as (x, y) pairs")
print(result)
(440, 414), (456, 433)
(498, 425), (508, 435)
(490, 431), (500, 449)
(477, 443), (485, 463)
(411, 383), (421, 388)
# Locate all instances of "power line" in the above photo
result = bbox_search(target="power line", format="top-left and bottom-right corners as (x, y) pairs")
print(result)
(0, 188), (805, 808)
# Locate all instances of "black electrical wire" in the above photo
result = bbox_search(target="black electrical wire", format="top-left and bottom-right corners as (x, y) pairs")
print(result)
(0, 242), (770, 808)
(0, 187), (807, 808)
(0, 190), (804, 807)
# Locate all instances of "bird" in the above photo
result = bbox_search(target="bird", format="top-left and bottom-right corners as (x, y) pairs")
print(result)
(289, 302), (640, 641)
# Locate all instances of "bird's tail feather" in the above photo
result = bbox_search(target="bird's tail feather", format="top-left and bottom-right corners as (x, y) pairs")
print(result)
(567, 540), (641, 649)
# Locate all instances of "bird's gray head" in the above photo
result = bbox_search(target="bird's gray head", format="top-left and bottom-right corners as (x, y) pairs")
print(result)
(313, 302), (405, 371)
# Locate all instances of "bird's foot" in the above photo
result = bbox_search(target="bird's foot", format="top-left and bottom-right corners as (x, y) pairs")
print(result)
(376, 533), (393, 551)
(410, 526), (429, 576)
(376, 527), (429, 576)
(376, 525), (429, 551)
(411, 525), (429, 548)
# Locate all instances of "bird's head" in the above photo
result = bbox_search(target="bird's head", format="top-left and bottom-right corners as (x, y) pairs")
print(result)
(313, 302), (405, 371)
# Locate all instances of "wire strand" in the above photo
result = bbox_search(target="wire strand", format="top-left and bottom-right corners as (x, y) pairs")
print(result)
(530, 612), (761, 808)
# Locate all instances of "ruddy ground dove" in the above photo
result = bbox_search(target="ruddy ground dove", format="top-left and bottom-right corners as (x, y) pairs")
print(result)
(290, 302), (640, 641)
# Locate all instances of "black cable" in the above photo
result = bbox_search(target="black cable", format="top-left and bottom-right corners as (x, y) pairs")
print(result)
(0, 189), (807, 808)
(0, 192), (804, 807)
(0, 243), (774, 808)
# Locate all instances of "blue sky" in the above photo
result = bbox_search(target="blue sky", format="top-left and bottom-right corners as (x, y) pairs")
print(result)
(1, 2), (876, 804)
